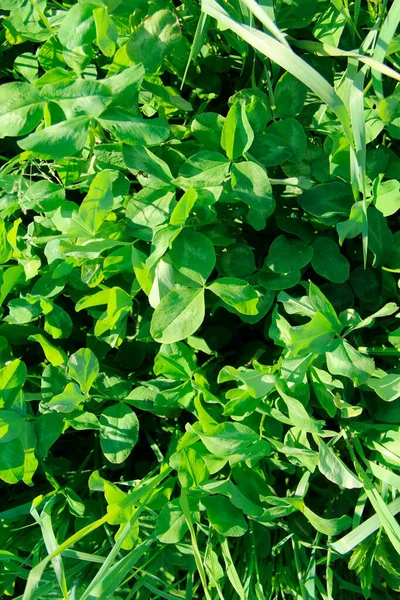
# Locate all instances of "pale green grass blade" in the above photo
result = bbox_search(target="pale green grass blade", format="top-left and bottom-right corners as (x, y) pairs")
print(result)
(180, 489), (213, 600)
(22, 515), (108, 600)
(331, 497), (400, 554)
(201, 0), (353, 143)
(30, 502), (68, 600)
(369, 460), (400, 489)
(220, 537), (246, 600)
(292, 39), (400, 82)
(372, 0), (400, 97)
(181, 12), (209, 89)
(240, 0), (290, 48)
(80, 469), (171, 600)
(349, 64), (368, 265)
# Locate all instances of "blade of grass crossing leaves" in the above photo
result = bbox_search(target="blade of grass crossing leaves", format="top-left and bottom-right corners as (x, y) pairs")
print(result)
(181, 12), (209, 89)
(180, 489), (213, 600)
(372, 0), (400, 98)
(22, 515), (109, 600)
(30, 502), (68, 600)
(202, 0), (353, 143)
(239, 0), (290, 48)
(348, 63), (368, 265)
(220, 537), (246, 600)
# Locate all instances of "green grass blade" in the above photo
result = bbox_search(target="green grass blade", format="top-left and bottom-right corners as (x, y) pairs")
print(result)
(239, 0), (290, 48)
(201, 0), (353, 143)
(372, 0), (400, 97)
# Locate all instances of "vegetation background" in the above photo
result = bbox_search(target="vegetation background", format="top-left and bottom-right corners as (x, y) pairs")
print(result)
(2, 0), (400, 598)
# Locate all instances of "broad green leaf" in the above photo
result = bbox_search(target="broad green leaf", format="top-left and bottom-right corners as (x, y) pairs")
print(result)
(93, 6), (117, 57)
(176, 447), (208, 488)
(0, 82), (43, 137)
(126, 10), (181, 74)
(0, 410), (25, 443)
(221, 101), (254, 160)
(0, 359), (27, 410)
(368, 374), (400, 402)
(192, 421), (259, 456)
(123, 143), (173, 183)
(289, 313), (336, 356)
(0, 437), (24, 484)
(170, 189), (197, 226)
(249, 132), (293, 166)
(231, 161), (275, 230)
(175, 151), (230, 189)
(46, 382), (85, 413)
(98, 110), (170, 145)
(298, 182), (354, 222)
(29, 334), (67, 367)
(78, 171), (113, 235)
(150, 287), (205, 344)
(58, 2), (97, 49)
(228, 88), (271, 134)
(326, 340), (375, 386)
(318, 439), (362, 489)
(18, 116), (90, 158)
(218, 366), (275, 398)
(191, 112), (225, 148)
(156, 500), (188, 544)
(375, 179), (400, 217)
(68, 348), (99, 395)
(274, 72), (307, 118)
(303, 504), (351, 536)
(208, 278), (259, 315)
(40, 80), (112, 119)
(169, 229), (216, 285)
(99, 403), (139, 464)
(267, 118), (307, 162)
(202, 495), (247, 537)
(266, 235), (313, 273)
(311, 237), (350, 283)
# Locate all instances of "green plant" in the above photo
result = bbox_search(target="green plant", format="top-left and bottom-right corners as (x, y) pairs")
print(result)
(1, 0), (400, 598)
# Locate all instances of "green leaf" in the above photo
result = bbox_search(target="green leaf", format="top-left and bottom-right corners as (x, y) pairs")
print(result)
(230, 161), (275, 230)
(326, 340), (375, 386)
(202, 495), (247, 537)
(46, 382), (85, 413)
(68, 348), (99, 395)
(40, 80), (112, 119)
(156, 500), (188, 544)
(375, 179), (400, 216)
(58, 2), (97, 50)
(29, 334), (67, 367)
(170, 229), (216, 285)
(98, 110), (170, 145)
(0, 410), (25, 444)
(78, 171), (113, 235)
(298, 182), (354, 222)
(249, 133), (293, 166)
(126, 10), (181, 74)
(176, 447), (208, 488)
(18, 116), (90, 158)
(311, 237), (350, 283)
(208, 277), (259, 315)
(0, 359), (27, 410)
(192, 421), (259, 456)
(221, 101), (254, 160)
(368, 374), (400, 402)
(93, 6), (117, 57)
(318, 439), (362, 489)
(0, 437), (24, 484)
(266, 235), (313, 273)
(170, 188), (197, 226)
(274, 72), (307, 118)
(150, 287), (205, 344)
(0, 82), (43, 138)
(99, 403), (139, 464)
(176, 151), (230, 189)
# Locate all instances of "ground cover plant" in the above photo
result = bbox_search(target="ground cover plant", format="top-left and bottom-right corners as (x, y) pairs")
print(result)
(2, 0), (400, 598)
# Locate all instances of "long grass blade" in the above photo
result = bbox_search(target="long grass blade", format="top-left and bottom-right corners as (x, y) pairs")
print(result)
(372, 0), (400, 97)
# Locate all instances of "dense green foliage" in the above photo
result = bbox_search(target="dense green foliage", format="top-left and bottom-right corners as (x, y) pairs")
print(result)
(2, 0), (400, 598)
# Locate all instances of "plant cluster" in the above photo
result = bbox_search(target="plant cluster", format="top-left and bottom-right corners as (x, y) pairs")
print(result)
(1, 0), (400, 598)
